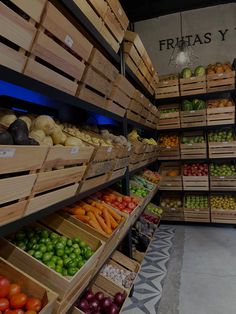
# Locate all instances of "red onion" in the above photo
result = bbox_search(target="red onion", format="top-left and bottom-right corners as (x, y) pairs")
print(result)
(105, 303), (119, 314)
(114, 292), (126, 306)
(85, 290), (94, 302)
(100, 297), (112, 310)
(78, 298), (90, 311)
(95, 291), (104, 302)
(90, 298), (99, 310)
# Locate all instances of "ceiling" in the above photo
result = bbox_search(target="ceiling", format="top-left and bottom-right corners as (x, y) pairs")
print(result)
(120, 0), (234, 22)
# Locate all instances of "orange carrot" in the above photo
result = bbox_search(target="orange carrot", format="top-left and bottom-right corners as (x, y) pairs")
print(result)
(73, 214), (90, 223)
(88, 220), (105, 234)
(109, 213), (119, 229)
(95, 213), (112, 235)
(104, 203), (121, 222)
(87, 211), (104, 233)
(102, 207), (111, 230)
(82, 204), (102, 215)
(71, 208), (85, 215)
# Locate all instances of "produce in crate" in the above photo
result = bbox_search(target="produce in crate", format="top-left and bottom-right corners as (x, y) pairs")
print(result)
(160, 197), (182, 209)
(64, 199), (123, 236)
(128, 129), (157, 145)
(0, 275), (42, 312)
(130, 183), (149, 198)
(210, 163), (236, 176)
(208, 129), (234, 142)
(142, 213), (160, 224)
(182, 135), (205, 144)
(159, 135), (179, 147)
(210, 195), (236, 210)
(159, 74), (178, 82)
(185, 195), (208, 209)
(101, 264), (136, 289)
(141, 169), (161, 184)
(76, 287), (126, 314)
(182, 99), (206, 111)
(132, 229), (150, 253)
(135, 217), (157, 238)
(206, 62), (232, 75)
(131, 175), (155, 190)
(183, 163), (208, 176)
(160, 108), (178, 113)
(145, 204), (163, 217)
(181, 66), (205, 78)
(95, 190), (139, 214)
(208, 99), (233, 108)
(9, 226), (94, 276)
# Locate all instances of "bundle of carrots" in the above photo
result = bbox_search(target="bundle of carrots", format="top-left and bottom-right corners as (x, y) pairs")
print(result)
(64, 199), (124, 236)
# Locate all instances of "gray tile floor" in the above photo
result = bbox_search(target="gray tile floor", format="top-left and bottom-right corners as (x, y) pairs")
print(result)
(123, 224), (236, 314)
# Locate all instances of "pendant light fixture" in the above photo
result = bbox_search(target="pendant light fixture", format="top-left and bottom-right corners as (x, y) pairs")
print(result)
(169, 12), (198, 68)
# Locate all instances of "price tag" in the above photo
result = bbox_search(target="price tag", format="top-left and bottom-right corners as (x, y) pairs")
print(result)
(217, 73), (224, 77)
(171, 208), (176, 211)
(70, 147), (79, 155)
(0, 148), (15, 158)
(194, 209), (200, 212)
(166, 146), (171, 149)
(107, 146), (112, 153)
(188, 143), (193, 146)
(190, 110), (195, 113)
(65, 35), (73, 48)
(223, 141), (228, 144)
(220, 176), (225, 179)
(167, 183), (171, 186)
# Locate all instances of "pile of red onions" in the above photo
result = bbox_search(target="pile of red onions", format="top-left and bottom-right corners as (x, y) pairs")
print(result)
(76, 288), (126, 314)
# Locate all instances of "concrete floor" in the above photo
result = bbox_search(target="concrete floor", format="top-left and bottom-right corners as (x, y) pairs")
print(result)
(123, 224), (236, 314)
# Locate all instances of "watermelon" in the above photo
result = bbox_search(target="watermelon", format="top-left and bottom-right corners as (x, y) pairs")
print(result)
(181, 67), (192, 79)
(182, 100), (193, 111)
(194, 66), (205, 77)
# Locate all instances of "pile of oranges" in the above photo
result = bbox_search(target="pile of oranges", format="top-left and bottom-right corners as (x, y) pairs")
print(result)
(159, 135), (179, 148)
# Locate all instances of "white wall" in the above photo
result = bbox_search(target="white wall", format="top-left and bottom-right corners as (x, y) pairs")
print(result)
(135, 4), (236, 75)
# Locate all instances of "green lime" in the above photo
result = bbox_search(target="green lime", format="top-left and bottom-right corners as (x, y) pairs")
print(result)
(77, 260), (85, 269)
(38, 244), (47, 253)
(50, 233), (59, 240)
(64, 247), (71, 255)
(69, 253), (76, 260)
(84, 250), (93, 259)
(57, 259), (64, 267)
(42, 252), (52, 263)
(67, 259), (77, 268)
(31, 237), (38, 245)
(32, 244), (39, 250)
(46, 261), (55, 270)
(41, 230), (49, 239)
(73, 237), (81, 244)
(62, 268), (68, 276)
(72, 243), (79, 249)
(44, 238), (51, 244)
(39, 238), (46, 244)
(68, 267), (78, 276)
(56, 249), (64, 257)
(55, 242), (65, 250)
(27, 249), (35, 256)
(51, 256), (58, 264)
(63, 257), (71, 267)
(79, 241), (86, 248)
(74, 248), (81, 256)
(18, 242), (27, 250)
(76, 255), (82, 262)
(55, 265), (62, 274)
(67, 239), (73, 247)
(46, 243), (54, 252)
(34, 251), (43, 260)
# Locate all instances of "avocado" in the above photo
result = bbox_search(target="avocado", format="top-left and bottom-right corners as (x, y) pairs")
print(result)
(0, 131), (14, 145)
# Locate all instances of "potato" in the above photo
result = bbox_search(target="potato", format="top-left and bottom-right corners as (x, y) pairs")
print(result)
(29, 129), (46, 143)
(33, 115), (56, 135)
(0, 113), (17, 127)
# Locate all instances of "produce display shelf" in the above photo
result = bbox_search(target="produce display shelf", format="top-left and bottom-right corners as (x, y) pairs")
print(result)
(0, 65), (124, 123)
(129, 160), (157, 176)
(127, 117), (157, 132)
(0, 174), (125, 237)
(157, 123), (236, 133)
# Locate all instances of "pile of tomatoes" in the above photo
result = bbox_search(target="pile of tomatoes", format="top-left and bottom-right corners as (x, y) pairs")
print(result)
(94, 190), (139, 214)
(0, 275), (42, 314)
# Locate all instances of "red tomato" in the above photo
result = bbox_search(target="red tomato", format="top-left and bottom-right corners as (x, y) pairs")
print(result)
(123, 196), (131, 203)
(8, 284), (21, 298)
(26, 298), (42, 312)
(117, 197), (122, 203)
(0, 277), (10, 298)
(122, 201), (128, 207)
(108, 194), (116, 201)
(118, 203), (125, 210)
(11, 310), (24, 314)
(10, 293), (27, 309)
(128, 202), (136, 210)
(0, 299), (9, 311)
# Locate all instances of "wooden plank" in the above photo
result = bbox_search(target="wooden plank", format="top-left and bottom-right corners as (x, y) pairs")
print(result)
(207, 71), (235, 92)
(124, 42), (141, 67)
(24, 58), (78, 95)
(124, 31), (145, 57)
(79, 173), (109, 193)
(42, 2), (93, 61)
(100, 23), (120, 53)
(183, 176), (209, 191)
(114, 74), (135, 96)
(32, 31), (86, 81)
(0, 2), (37, 50)
(207, 103), (235, 126)
(180, 76), (206, 96)
(109, 86), (131, 108)
(0, 146), (48, 174)
(0, 43), (27, 73)
(208, 142), (236, 158)
(0, 201), (27, 227)
(159, 162), (182, 190)
(180, 109), (207, 128)
(106, 100), (126, 117)
(11, 0), (47, 23)
(77, 85), (107, 109)
(210, 176), (236, 191)
(180, 131), (207, 159)
(106, 0), (129, 30)
(104, 6), (124, 43)
(158, 147), (180, 160)
(0, 258), (57, 314)
(82, 66), (113, 95)
(89, 0), (108, 18)
(157, 104), (180, 130)
(0, 174), (36, 205)
(85, 160), (114, 178)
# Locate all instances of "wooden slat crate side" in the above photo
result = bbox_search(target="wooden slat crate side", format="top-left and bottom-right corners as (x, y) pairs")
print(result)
(31, 31), (86, 81)
(156, 86), (180, 99)
(0, 174), (37, 205)
(85, 160), (115, 178)
(208, 142), (236, 158)
(43, 2), (93, 61)
(127, 110), (141, 123)
(103, 6), (125, 43)
(180, 131), (207, 159)
(210, 176), (236, 191)
(77, 85), (107, 109)
(180, 76), (207, 96)
(0, 201), (27, 227)
(106, 0), (129, 30)
(73, 0), (103, 32)
(89, 0), (108, 19)
(109, 87), (131, 108)
(24, 58), (78, 95)
(100, 23), (120, 52)
(11, 0), (47, 23)
(211, 209), (236, 223)
(109, 167), (126, 181)
(114, 74), (135, 97)
(0, 2), (37, 51)
(106, 99), (126, 117)
(124, 42), (141, 67)
(180, 109), (207, 127)
(159, 162), (182, 190)
(26, 184), (79, 216)
(207, 105), (235, 126)
(182, 176), (209, 191)
(207, 71), (235, 92)
(0, 257), (57, 314)
(79, 173), (109, 193)
(124, 30), (145, 57)
(184, 210), (210, 222)
(88, 48), (119, 82)
(158, 147), (180, 160)
(0, 146), (48, 174)
(129, 99), (143, 114)
(0, 43), (27, 73)
(125, 54), (138, 75)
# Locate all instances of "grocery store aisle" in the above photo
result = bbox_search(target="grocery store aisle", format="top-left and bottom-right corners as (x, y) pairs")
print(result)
(123, 225), (236, 314)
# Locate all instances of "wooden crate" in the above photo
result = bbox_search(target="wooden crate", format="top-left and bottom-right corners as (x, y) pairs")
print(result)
(24, 2), (93, 95)
(127, 109), (141, 123)
(184, 193), (210, 222)
(207, 99), (235, 126)
(207, 71), (235, 93)
(85, 159), (115, 179)
(109, 167), (126, 181)
(208, 141), (236, 159)
(180, 109), (207, 128)
(180, 76), (207, 96)
(0, 145), (48, 226)
(77, 48), (118, 109)
(107, 86), (131, 117)
(72, 272), (128, 314)
(106, 0), (129, 30)
(157, 104), (180, 130)
(211, 208), (236, 224)
(124, 42), (142, 68)
(210, 162), (236, 191)
(0, 215), (104, 301)
(159, 162), (182, 191)
(114, 74), (136, 97)
(182, 175), (209, 191)
(156, 75), (179, 99)
(114, 156), (129, 170)
(0, 257), (57, 314)
(161, 194), (184, 221)
(0, 0), (46, 73)
(79, 173), (110, 193)
(180, 131), (207, 159)
(158, 146), (180, 160)
(99, 250), (140, 293)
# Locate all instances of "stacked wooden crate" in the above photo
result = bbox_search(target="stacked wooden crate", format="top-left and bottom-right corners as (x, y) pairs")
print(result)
(124, 31), (158, 95)
(156, 74), (180, 99)
(73, 0), (129, 52)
